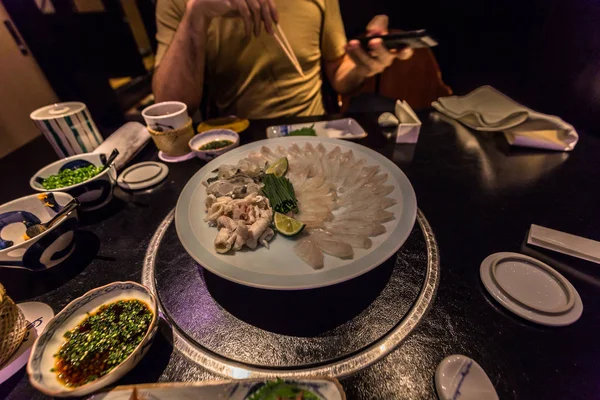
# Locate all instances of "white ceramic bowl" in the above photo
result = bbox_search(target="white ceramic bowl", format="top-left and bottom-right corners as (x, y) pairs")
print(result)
(30, 153), (116, 211)
(27, 282), (158, 397)
(0, 192), (78, 270)
(189, 129), (240, 161)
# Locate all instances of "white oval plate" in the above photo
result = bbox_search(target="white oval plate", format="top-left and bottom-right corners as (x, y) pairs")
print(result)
(175, 137), (417, 290)
(480, 252), (583, 326)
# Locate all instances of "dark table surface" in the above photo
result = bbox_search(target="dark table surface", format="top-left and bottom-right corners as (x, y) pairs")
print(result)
(1, 110), (600, 400)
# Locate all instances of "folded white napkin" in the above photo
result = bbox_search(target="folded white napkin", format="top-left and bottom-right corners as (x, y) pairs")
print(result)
(93, 122), (151, 170)
(432, 86), (578, 151)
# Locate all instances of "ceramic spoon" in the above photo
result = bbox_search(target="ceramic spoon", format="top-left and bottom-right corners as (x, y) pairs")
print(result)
(435, 354), (499, 400)
(25, 199), (79, 239)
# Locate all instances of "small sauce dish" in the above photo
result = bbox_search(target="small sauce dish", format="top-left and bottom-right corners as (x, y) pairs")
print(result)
(27, 282), (158, 397)
(189, 129), (240, 161)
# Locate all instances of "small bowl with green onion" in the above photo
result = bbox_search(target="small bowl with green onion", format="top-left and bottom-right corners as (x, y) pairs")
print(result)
(29, 152), (116, 211)
(189, 129), (240, 161)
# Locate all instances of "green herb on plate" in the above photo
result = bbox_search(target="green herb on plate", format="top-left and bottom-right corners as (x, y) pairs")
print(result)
(288, 124), (316, 136)
(42, 165), (104, 190)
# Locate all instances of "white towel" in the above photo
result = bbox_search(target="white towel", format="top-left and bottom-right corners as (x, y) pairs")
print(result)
(432, 86), (578, 151)
(93, 122), (151, 170)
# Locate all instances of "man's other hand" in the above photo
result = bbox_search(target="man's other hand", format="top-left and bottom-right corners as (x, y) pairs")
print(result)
(345, 15), (414, 78)
(187, 0), (279, 37)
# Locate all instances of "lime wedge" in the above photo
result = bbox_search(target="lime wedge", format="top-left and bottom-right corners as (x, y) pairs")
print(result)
(265, 157), (288, 177)
(274, 212), (305, 236)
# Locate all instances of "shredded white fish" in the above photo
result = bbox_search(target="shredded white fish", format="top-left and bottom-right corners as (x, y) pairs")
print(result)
(204, 193), (273, 253)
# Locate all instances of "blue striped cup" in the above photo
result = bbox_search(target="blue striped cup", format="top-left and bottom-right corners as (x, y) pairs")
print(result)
(30, 102), (103, 158)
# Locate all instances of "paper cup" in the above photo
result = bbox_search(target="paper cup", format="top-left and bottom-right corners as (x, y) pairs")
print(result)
(142, 101), (188, 132)
(30, 102), (104, 158)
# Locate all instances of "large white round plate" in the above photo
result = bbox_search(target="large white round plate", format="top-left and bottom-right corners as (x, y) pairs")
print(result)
(480, 252), (583, 326)
(175, 137), (417, 290)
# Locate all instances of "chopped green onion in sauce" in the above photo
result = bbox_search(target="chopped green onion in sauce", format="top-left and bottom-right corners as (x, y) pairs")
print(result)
(248, 378), (319, 400)
(53, 299), (152, 387)
(42, 165), (104, 190)
(199, 139), (234, 151)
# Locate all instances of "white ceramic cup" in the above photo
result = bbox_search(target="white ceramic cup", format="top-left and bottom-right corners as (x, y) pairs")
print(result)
(141, 101), (189, 132)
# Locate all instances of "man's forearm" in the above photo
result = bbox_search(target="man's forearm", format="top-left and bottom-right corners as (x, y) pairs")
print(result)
(152, 5), (209, 112)
(329, 55), (370, 95)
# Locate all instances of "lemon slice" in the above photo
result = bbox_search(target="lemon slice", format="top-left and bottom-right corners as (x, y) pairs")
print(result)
(274, 212), (305, 236)
(265, 157), (288, 177)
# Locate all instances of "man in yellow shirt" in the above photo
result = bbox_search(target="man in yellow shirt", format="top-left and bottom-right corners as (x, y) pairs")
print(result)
(153, 0), (412, 118)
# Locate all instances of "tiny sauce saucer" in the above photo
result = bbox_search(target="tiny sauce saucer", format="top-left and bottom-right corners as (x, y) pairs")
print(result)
(117, 162), (169, 191)
(158, 151), (195, 163)
(480, 252), (583, 326)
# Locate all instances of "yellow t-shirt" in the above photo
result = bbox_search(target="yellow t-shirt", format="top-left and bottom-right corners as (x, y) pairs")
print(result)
(155, 0), (347, 118)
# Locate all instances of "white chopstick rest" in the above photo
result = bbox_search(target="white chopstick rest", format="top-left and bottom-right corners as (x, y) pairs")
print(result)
(528, 224), (600, 265)
(394, 100), (422, 143)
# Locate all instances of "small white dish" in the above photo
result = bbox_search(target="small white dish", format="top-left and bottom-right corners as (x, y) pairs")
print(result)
(189, 129), (240, 161)
(27, 282), (158, 397)
(117, 162), (169, 191)
(0, 302), (54, 384)
(266, 118), (367, 140)
(435, 355), (498, 400)
(480, 252), (583, 326)
(30, 152), (116, 211)
(0, 192), (78, 270)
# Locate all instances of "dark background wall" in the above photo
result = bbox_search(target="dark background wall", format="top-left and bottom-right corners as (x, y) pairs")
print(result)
(341, 0), (600, 134)
(4, 0), (599, 134)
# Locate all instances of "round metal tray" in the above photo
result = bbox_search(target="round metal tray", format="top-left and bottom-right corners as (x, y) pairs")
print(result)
(142, 209), (439, 378)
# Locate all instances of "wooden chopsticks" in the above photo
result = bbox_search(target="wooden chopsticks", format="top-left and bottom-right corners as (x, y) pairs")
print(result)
(273, 24), (304, 77)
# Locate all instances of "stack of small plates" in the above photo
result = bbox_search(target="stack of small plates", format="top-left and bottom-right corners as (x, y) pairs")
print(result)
(480, 252), (583, 326)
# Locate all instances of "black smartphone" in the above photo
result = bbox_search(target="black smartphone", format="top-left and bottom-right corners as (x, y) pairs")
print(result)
(355, 29), (438, 50)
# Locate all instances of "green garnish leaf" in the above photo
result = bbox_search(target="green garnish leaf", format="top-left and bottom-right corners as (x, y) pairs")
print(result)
(288, 124), (316, 136)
